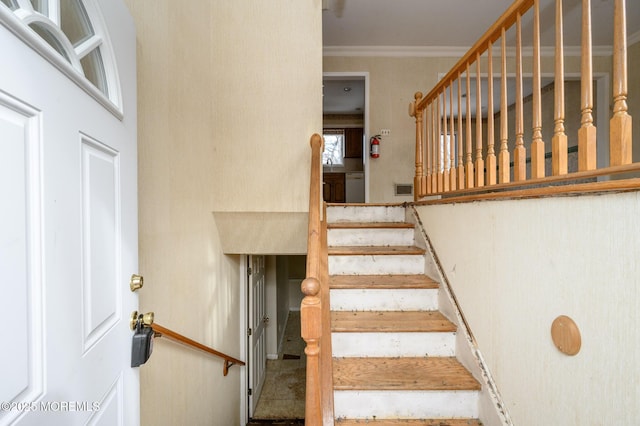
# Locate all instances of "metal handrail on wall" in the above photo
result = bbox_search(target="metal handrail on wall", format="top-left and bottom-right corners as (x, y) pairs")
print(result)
(151, 323), (245, 376)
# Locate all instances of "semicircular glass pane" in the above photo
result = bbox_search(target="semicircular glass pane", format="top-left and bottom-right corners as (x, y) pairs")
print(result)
(61, 0), (93, 47)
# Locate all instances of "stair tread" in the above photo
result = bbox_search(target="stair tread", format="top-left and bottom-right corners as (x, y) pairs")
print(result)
(329, 246), (426, 256)
(330, 274), (439, 289)
(335, 419), (482, 426)
(328, 222), (415, 229)
(333, 357), (481, 391)
(332, 311), (457, 333)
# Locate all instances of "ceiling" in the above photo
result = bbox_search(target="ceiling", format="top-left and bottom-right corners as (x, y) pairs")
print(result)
(322, 0), (640, 114)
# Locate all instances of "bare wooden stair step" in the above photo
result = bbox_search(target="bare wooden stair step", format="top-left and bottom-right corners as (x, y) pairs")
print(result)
(328, 222), (415, 229)
(333, 357), (481, 391)
(328, 246), (426, 256)
(335, 419), (482, 426)
(330, 274), (439, 289)
(332, 311), (456, 333)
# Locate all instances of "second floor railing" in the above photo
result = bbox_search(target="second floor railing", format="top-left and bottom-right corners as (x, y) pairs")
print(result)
(409, 0), (639, 201)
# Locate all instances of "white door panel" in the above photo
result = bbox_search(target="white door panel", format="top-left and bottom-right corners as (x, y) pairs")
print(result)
(0, 1), (138, 424)
(248, 255), (267, 416)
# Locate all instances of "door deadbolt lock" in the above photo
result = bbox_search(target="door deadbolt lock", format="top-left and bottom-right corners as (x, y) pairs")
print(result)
(130, 274), (144, 292)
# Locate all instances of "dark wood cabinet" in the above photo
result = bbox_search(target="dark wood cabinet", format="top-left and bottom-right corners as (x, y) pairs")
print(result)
(323, 173), (345, 203)
(344, 128), (363, 158)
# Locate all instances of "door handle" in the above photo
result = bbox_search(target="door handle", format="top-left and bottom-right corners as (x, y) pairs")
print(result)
(130, 274), (144, 292)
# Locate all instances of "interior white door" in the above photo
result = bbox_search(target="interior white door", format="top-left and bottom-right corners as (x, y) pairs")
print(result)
(0, 1), (138, 425)
(248, 255), (267, 416)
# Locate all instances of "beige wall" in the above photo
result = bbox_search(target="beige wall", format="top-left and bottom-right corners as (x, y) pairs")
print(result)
(124, 0), (321, 424)
(415, 192), (640, 424)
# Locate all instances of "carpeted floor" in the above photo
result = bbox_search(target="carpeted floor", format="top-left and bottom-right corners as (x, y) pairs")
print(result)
(251, 311), (306, 422)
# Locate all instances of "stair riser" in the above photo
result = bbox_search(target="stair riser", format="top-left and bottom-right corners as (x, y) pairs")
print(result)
(328, 228), (415, 247)
(329, 255), (424, 275)
(333, 390), (479, 419)
(330, 288), (438, 311)
(332, 332), (456, 357)
(327, 206), (405, 223)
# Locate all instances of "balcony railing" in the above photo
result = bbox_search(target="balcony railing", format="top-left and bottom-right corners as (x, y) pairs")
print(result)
(409, 0), (639, 201)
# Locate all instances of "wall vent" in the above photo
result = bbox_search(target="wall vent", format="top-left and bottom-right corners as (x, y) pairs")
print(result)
(394, 183), (413, 196)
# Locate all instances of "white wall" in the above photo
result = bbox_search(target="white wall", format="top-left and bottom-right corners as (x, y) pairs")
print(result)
(125, 0), (322, 424)
(415, 192), (640, 424)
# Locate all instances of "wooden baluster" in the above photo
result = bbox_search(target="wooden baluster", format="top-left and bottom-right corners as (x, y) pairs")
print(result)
(531, 0), (545, 178)
(412, 92), (424, 200)
(457, 74), (465, 188)
(499, 27), (510, 183)
(610, 0), (632, 165)
(465, 64), (474, 188)
(553, 0), (568, 175)
(437, 93), (443, 192)
(450, 82), (457, 191)
(443, 89), (450, 192)
(475, 54), (484, 187)
(514, 12), (526, 181)
(486, 42), (496, 185)
(301, 277), (321, 425)
(432, 100), (438, 192)
(425, 103), (432, 194)
(578, 0), (597, 171)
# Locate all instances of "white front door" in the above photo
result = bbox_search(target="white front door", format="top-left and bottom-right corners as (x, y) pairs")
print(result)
(248, 255), (267, 416)
(0, 1), (138, 425)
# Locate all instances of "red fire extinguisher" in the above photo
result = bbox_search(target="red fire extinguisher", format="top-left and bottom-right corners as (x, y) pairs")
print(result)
(370, 135), (381, 158)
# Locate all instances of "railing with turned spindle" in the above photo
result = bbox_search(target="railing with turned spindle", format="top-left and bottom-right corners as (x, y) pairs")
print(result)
(409, 0), (639, 201)
(301, 133), (334, 425)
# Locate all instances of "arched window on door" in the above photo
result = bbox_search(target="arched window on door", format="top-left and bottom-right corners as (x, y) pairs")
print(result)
(0, 0), (123, 117)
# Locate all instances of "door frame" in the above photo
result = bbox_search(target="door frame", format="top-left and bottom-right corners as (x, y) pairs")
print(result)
(239, 255), (249, 424)
(323, 71), (370, 203)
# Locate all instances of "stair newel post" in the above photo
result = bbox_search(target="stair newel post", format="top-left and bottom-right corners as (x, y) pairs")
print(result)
(411, 92), (424, 200)
(301, 277), (322, 425)
(303, 133), (333, 424)
(578, 0), (597, 171)
(610, 0), (632, 166)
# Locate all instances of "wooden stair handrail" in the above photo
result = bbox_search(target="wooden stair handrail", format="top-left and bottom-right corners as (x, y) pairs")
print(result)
(302, 133), (334, 425)
(151, 323), (245, 377)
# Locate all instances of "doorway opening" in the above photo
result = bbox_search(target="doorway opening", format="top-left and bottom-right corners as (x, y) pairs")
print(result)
(323, 72), (370, 203)
(243, 255), (307, 424)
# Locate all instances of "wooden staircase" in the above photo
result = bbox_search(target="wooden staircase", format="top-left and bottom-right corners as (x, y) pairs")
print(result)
(326, 204), (482, 425)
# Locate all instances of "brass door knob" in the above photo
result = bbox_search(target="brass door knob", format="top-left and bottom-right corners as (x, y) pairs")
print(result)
(130, 274), (144, 292)
(130, 311), (155, 330)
